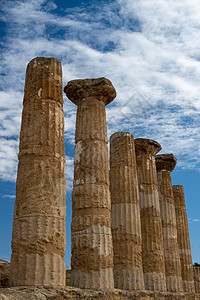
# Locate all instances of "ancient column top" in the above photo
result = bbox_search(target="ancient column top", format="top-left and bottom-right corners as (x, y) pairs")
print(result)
(64, 77), (116, 106)
(156, 154), (177, 172)
(28, 56), (60, 66)
(24, 56), (63, 105)
(134, 138), (162, 155)
(110, 131), (133, 141)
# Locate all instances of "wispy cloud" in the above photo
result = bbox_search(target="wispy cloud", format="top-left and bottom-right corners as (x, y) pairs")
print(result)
(1, 0), (200, 189)
(2, 195), (15, 199)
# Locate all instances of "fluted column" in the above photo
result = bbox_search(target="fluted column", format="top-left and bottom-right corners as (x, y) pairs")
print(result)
(64, 77), (116, 289)
(156, 154), (182, 292)
(193, 266), (200, 294)
(173, 185), (195, 293)
(110, 132), (145, 290)
(9, 57), (66, 287)
(134, 138), (166, 291)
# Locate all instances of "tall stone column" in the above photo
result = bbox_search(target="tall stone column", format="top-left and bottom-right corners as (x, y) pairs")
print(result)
(110, 132), (145, 291)
(156, 154), (182, 292)
(193, 266), (200, 294)
(173, 185), (195, 293)
(9, 57), (66, 286)
(134, 138), (166, 292)
(64, 77), (116, 289)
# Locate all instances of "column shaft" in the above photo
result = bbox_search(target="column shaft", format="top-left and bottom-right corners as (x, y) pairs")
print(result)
(65, 78), (116, 289)
(156, 154), (182, 292)
(135, 139), (166, 292)
(173, 185), (195, 293)
(110, 132), (144, 290)
(193, 266), (200, 294)
(9, 57), (66, 287)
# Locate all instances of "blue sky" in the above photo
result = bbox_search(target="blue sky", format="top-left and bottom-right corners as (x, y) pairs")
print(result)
(0, 0), (200, 268)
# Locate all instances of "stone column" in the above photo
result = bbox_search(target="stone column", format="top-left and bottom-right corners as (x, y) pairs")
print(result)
(193, 266), (200, 294)
(110, 132), (145, 291)
(156, 154), (182, 292)
(64, 77), (116, 289)
(134, 138), (166, 292)
(9, 57), (66, 287)
(173, 185), (195, 293)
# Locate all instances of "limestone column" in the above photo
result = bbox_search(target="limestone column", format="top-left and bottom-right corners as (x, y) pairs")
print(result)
(9, 57), (66, 287)
(173, 185), (195, 293)
(134, 138), (166, 291)
(64, 77), (116, 289)
(156, 154), (182, 292)
(193, 266), (200, 294)
(110, 132), (145, 290)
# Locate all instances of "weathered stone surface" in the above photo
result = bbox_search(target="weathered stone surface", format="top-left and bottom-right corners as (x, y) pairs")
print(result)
(134, 138), (166, 292)
(173, 185), (195, 293)
(110, 132), (144, 290)
(64, 77), (116, 289)
(194, 266), (200, 294)
(0, 260), (9, 288)
(156, 154), (183, 292)
(9, 57), (66, 287)
(64, 77), (116, 105)
(0, 287), (199, 300)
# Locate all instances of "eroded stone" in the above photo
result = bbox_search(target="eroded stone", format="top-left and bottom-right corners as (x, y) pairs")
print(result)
(9, 57), (66, 287)
(64, 77), (116, 105)
(156, 154), (182, 292)
(135, 138), (166, 292)
(173, 185), (195, 293)
(64, 77), (116, 289)
(110, 132), (145, 290)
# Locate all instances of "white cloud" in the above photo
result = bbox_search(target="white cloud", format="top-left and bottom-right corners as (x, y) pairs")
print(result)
(1, 0), (200, 187)
(0, 139), (18, 182)
(66, 155), (74, 192)
(2, 195), (15, 199)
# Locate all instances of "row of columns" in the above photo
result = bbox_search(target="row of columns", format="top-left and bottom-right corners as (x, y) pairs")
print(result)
(10, 58), (196, 293)
(65, 75), (195, 292)
(110, 134), (195, 293)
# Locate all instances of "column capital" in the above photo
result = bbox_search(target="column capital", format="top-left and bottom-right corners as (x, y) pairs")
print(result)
(156, 153), (177, 172)
(134, 138), (161, 155)
(64, 77), (116, 106)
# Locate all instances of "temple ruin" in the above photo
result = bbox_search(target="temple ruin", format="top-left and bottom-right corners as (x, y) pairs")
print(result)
(7, 57), (199, 299)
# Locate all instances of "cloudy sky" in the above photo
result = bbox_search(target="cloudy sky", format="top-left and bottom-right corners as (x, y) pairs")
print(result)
(0, 0), (200, 267)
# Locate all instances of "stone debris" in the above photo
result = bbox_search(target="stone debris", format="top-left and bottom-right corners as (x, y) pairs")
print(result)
(110, 132), (144, 290)
(173, 185), (195, 293)
(156, 154), (183, 292)
(0, 286), (199, 300)
(64, 77), (116, 289)
(9, 57), (66, 287)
